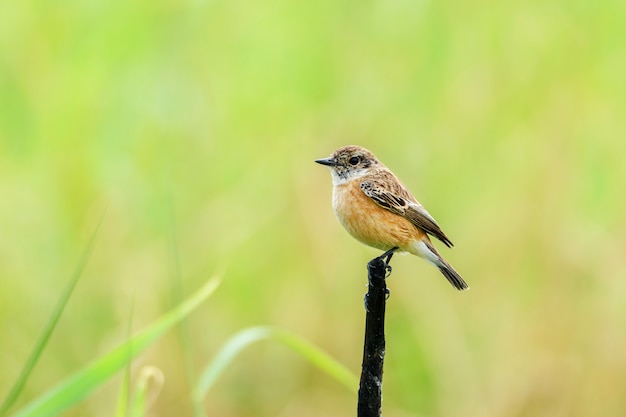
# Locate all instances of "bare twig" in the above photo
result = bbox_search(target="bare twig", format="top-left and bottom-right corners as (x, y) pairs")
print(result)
(357, 253), (391, 417)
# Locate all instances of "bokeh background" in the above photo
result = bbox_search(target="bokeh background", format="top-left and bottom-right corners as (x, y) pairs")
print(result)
(1, 0), (625, 416)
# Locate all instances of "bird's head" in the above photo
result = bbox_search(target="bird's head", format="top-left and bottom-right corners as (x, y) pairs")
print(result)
(315, 145), (381, 185)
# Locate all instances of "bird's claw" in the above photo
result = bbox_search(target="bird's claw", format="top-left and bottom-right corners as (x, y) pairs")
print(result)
(385, 263), (392, 278)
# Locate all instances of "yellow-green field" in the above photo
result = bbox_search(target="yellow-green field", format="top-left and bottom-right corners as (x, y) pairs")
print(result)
(1, 0), (625, 416)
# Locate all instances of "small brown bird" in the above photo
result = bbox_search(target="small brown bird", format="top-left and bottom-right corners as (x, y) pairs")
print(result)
(316, 145), (468, 290)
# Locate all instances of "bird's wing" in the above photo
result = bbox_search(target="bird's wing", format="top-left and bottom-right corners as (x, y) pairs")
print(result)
(360, 175), (454, 248)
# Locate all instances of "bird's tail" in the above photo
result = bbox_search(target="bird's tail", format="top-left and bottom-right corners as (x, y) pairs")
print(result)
(414, 240), (469, 291)
(437, 262), (469, 291)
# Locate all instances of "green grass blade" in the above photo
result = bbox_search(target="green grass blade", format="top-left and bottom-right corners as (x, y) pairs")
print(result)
(113, 369), (131, 417)
(129, 366), (164, 417)
(164, 194), (203, 417)
(0, 217), (103, 417)
(114, 297), (136, 417)
(194, 326), (358, 406)
(194, 327), (271, 400)
(270, 328), (358, 393)
(10, 277), (221, 417)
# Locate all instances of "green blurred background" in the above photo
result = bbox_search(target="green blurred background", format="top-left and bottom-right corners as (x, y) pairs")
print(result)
(1, 0), (625, 415)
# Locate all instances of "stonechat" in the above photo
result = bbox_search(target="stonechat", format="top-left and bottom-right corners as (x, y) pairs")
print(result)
(316, 145), (468, 291)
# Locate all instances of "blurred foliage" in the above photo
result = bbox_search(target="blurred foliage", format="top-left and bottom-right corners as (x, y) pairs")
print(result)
(1, 0), (625, 416)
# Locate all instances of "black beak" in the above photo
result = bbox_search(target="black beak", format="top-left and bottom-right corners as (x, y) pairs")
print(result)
(315, 157), (336, 167)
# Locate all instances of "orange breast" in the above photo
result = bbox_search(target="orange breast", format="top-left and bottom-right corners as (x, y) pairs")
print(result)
(332, 181), (424, 251)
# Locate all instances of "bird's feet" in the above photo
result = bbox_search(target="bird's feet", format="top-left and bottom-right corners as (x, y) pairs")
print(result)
(373, 247), (397, 278)
(384, 263), (392, 278)
(379, 247), (398, 264)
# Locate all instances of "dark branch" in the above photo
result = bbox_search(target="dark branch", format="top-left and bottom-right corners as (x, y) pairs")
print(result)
(357, 251), (393, 417)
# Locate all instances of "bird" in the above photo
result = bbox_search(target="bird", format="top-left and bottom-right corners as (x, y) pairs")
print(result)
(315, 145), (468, 291)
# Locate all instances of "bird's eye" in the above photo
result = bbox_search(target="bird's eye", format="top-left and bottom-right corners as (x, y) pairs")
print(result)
(348, 156), (360, 166)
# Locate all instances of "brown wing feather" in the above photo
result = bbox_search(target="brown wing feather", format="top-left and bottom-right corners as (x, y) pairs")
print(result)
(360, 172), (454, 248)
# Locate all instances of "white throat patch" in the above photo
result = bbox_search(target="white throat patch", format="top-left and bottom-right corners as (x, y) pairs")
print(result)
(331, 168), (368, 186)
